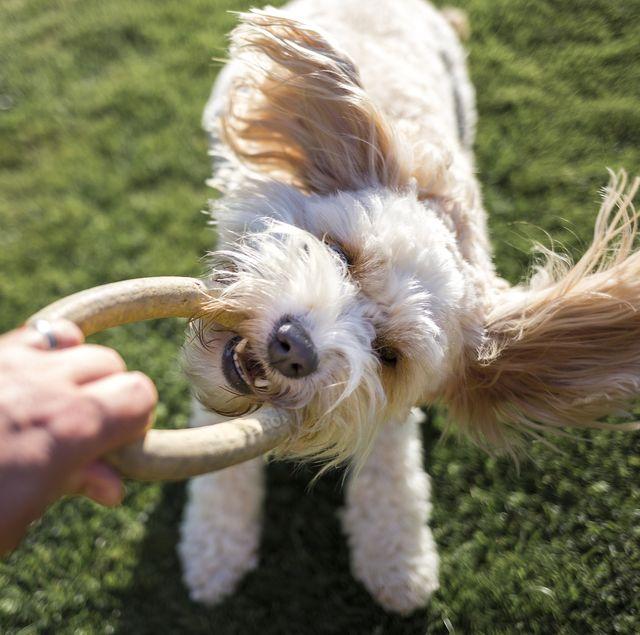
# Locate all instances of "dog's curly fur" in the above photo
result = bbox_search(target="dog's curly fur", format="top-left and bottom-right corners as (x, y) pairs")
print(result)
(179, 0), (640, 614)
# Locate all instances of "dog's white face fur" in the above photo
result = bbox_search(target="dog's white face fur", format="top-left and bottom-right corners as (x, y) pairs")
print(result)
(185, 181), (468, 463)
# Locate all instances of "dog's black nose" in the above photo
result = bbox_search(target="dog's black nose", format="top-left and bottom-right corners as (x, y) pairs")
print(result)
(268, 319), (318, 378)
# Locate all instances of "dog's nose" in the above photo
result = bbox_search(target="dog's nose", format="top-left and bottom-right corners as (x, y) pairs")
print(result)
(267, 319), (318, 378)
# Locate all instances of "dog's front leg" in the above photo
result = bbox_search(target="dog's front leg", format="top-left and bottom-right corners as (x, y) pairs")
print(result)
(342, 408), (439, 615)
(178, 398), (265, 605)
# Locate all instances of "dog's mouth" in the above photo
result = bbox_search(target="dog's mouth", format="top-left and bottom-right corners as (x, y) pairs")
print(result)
(222, 335), (271, 396)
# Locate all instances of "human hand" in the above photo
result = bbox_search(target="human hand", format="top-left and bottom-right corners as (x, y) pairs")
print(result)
(0, 320), (157, 555)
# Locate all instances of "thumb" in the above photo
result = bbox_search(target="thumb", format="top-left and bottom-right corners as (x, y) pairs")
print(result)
(66, 460), (124, 507)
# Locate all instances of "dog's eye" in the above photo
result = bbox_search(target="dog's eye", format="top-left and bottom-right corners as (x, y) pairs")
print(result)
(375, 342), (399, 366)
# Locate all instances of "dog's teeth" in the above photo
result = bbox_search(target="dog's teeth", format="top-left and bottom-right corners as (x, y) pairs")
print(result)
(232, 352), (245, 378)
(235, 338), (248, 354)
(254, 378), (270, 389)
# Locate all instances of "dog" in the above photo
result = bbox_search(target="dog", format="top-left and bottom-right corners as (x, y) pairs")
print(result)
(178, 0), (640, 615)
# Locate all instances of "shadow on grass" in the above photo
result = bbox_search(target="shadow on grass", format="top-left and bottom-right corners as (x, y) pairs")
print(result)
(114, 424), (441, 634)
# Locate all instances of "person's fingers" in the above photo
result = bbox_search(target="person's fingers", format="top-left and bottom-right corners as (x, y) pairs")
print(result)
(63, 460), (124, 507)
(0, 320), (84, 350)
(30, 320), (85, 350)
(78, 461), (124, 507)
(51, 344), (127, 384)
(78, 371), (157, 449)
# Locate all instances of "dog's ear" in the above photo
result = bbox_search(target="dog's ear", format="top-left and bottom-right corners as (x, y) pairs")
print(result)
(442, 171), (640, 452)
(221, 9), (411, 194)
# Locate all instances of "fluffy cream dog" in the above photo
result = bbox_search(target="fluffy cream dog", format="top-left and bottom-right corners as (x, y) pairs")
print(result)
(179, 0), (640, 614)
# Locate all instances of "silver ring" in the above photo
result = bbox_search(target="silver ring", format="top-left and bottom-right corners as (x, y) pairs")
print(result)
(32, 319), (59, 350)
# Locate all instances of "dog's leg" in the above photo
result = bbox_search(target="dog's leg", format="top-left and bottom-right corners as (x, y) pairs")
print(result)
(178, 397), (265, 604)
(342, 408), (439, 615)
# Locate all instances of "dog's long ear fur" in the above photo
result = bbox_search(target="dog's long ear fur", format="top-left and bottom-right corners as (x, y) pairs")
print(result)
(444, 171), (640, 452)
(221, 9), (412, 194)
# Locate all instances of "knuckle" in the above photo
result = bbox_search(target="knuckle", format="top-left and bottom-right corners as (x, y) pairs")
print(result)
(53, 394), (103, 441)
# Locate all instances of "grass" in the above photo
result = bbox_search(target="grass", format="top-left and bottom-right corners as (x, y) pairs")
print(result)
(1, 0), (639, 632)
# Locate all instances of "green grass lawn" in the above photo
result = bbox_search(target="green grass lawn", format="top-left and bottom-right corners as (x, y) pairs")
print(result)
(1, 0), (640, 632)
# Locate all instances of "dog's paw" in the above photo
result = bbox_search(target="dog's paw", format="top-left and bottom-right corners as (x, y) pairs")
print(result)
(178, 523), (260, 605)
(178, 462), (264, 605)
(342, 412), (439, 614)
(348, 525), (439, 615)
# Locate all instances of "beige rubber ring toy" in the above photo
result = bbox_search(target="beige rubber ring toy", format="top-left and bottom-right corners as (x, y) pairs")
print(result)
(27, 277), (294, 481)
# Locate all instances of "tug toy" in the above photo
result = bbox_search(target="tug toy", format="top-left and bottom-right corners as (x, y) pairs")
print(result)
(28, 277), (295, 481)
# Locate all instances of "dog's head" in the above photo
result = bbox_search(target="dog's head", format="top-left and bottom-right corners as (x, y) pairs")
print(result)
(185, 185), (470, 465)
(183, 10), (474, 466)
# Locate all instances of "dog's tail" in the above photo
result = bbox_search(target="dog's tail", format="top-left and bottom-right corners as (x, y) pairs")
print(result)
(444, 170), (640, 452)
